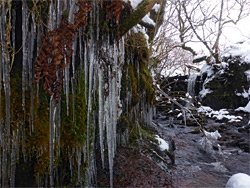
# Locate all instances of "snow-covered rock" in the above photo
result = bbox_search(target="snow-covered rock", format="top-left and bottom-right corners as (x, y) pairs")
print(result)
(155, 135), (169, 151)
(198, 39), (250, 110)
(226, 173), (250, 188)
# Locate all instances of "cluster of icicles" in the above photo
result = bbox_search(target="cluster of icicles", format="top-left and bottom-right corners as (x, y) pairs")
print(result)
(0, 0), (154, 187)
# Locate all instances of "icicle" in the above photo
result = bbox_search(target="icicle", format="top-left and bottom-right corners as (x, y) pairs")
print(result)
(64, 59), (70, 116)
(56, 102), (61, 156)
(71, 77), (76, 122)
(79, 30), (83, 71)
(0, 6), (3, 126)
(187, 74), (198, 99)
(98, 67), (105, 167)
(77, 147), (82, 184)
(2, 33), (11, 188)
(84, 43), (88, 100)
(71, 36), (77, 122)
(106, 81), (114, 188)
(12, 8), (16, 51)
(56, 0), (62, 27)
(36, 23), (42, 104)
(48, 0), (56, 31)
(68, 0), (77, 24)
(72, 36), (77, 78)
(86, 39), (94, 165)
(112, 44), (119, 152)
(22, 0), (29, 111)
(29, 13), (36, 132)
(49, 97), (57, 187)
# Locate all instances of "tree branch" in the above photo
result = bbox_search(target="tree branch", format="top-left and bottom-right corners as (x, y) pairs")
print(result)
(119, 0), (158, 36)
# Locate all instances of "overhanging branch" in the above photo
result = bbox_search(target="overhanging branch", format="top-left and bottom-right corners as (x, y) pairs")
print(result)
(119, 0), (158, 36)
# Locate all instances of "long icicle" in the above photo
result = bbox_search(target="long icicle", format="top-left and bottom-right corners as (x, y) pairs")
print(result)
(98, 66), (104, 167)
(22, 0), (28, 112)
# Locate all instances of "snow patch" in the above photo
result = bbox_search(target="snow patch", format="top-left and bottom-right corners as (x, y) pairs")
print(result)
(198, 106), (243, 122)
(142, 13), (155, 26)
(155, 135), (169, 151)
(223, 40), (250, 63)
(199, 130), (221, 154)
(245, 70), (250, 81)
(236, 88), (250, 99)
(235, 101), (250, 113)
(199, 88), (212, 98)
(129, 0), (143, 9)
(152, 3), (160, 13)
(226, 173), (250, 188)
(132, 24), (149, 46)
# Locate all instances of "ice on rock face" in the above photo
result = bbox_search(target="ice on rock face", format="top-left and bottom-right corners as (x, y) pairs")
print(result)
(0, 0), (155, 187)
(22, 0), (29, 111)
(187, 74), (198, 99)
(98, 67), (105, 167)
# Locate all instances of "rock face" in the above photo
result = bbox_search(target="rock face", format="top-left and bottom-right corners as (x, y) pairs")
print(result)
(199, 42), (250, 110)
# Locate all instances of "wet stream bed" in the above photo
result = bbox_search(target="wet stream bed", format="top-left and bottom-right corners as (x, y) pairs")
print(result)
(154, 112), (250, 188)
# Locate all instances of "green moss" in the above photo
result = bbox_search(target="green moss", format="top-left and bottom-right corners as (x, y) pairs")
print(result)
(120, 0), (150, 36)
(128, 123), (156, 145)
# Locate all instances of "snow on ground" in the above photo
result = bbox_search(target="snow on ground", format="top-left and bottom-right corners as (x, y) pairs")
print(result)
(226, 173), (250, 188)
(198, 106), (243, 122)
(155, 135), (169, 151)
(236, 101), (250, 113)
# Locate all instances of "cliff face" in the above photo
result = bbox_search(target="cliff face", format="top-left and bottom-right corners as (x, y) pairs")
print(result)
(0, 0), (160, 187)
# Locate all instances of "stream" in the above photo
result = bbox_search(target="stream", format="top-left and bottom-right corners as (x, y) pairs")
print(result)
(154, 112), (250, 188)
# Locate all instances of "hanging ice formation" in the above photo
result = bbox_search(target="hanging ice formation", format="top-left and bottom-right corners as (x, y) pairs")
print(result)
(0, 0), (155, 187)
(187, 74), (198, 99)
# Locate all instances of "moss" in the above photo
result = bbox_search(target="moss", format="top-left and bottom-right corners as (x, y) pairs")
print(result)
(1, 65), (92, 185)
(128, 123), (157, 145)
(129, 64), (140, 105)
(119, 31), (155, 143)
